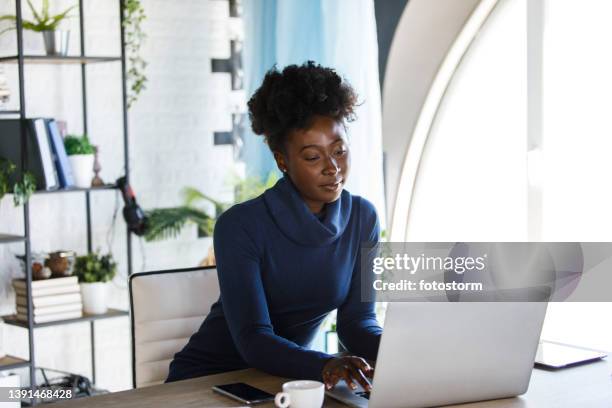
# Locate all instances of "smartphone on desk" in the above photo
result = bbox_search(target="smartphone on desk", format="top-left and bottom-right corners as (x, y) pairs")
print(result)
(212, 382), (275, 405)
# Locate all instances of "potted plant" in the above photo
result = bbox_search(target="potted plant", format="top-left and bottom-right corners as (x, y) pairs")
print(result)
(0, 0), (78, 56)
(73, 251), (116, 315)
(0, 157), (36, 214)
(144, 172), (279, 241)
(64, 134), (95, 188)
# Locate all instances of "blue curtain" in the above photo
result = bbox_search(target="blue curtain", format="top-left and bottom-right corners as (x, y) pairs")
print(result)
(243, 0), (387, 226)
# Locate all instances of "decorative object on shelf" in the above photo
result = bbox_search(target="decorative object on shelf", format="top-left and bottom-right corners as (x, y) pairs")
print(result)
(16, 253), (51, 280)
(63, 134), (94, 188)
(0, 0), (78, 56)
(12, 275), (82, 323)
(45, 250), (76, 277)
(42, 29), (70, 56)
(0, 65), (10, 109)
(144, 172), (278, 241)
(74, 251), (116, 315)
(0, 157), (36, 208)
(91, 145), (104, 187)
(123, 0), (147, 108)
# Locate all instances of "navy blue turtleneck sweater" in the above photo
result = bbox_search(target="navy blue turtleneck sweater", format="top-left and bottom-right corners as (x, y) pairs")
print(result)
(166, 175), (382, 382)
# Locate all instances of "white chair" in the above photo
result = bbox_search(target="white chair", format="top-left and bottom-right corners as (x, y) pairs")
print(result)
(129, 266), (220, 388)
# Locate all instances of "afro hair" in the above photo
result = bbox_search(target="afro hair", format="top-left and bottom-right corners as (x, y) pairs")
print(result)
(247, 61), (358, 152)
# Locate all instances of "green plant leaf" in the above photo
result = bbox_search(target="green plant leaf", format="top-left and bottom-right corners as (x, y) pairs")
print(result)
(0, 15), (16, 36)
(42, 0), (49, 21)
(26, 0), (43, 24)
(64, 134), (95, 155)
(47, 4), (78, 30)
(123, 0), (147, 108)
(13, 172), (36, 206)
(20, 19), (40, 31)
(182, 187), (224, 208)
(144, 207), (213, 241)
(74, 251), (117, 283)
(0, 158), (16, 201)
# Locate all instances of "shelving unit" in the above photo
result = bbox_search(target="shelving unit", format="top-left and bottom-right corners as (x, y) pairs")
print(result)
(0, 234), (27, 244)
(0, 55), (122, 64)
(33, 183), (118, 195)
(0, 0), (133, 404)
(2, 309), (129, 329)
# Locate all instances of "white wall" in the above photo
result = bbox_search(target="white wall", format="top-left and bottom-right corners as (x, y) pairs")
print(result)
(0, 0), (237, 391)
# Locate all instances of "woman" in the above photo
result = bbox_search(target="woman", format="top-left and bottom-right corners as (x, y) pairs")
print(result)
(167, 61), (382, 392)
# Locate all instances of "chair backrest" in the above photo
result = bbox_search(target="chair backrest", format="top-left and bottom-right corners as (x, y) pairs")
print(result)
(129, 266), (219, 388)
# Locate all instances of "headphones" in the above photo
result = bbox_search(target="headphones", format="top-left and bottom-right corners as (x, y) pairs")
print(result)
(116, 176), (148, 236)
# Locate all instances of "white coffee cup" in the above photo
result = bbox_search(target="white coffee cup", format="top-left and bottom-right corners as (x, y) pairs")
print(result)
(274, 380), (324, 408)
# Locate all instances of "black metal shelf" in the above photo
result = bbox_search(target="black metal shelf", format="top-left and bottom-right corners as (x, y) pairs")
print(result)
(34, 184), (118, 195)
(7, 0), (132, 397)
(0, 233), (27, 244)
(0, 355), (30, 371)
(0, 55), (121, 64)
(2, 309), (129, 329)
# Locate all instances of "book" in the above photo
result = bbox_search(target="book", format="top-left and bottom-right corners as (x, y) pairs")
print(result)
(15, 310), (83, 324)
(0, 118), (59, 190)
(12, 276), (78, 290)
(46, 119), (75, 188)
(16, 302), (82, 316)
(14, 284), (79, 297)
(16, 292), (82, 308)
(31, 118), (59, 190)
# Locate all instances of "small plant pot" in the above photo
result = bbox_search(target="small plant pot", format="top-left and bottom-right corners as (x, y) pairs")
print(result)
(68, 154), (94, 188)
(42, 30), (70, 56)
(80, 282), (108, 315)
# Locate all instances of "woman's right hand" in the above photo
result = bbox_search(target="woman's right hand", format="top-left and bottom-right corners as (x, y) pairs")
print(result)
(321, 356), (374, 391)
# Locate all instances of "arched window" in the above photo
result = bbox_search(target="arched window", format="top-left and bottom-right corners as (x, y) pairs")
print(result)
(384, 0), (612, 350)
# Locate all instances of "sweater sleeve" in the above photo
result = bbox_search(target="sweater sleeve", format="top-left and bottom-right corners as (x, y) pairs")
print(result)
(336, 199), (383, 361)
(213, 208), (334, 380)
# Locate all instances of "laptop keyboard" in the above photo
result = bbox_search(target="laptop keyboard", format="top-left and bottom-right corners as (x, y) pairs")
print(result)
(356, 391), (371, 400)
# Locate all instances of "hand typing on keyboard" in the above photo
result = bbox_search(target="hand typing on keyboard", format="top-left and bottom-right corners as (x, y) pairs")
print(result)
(321, 356), (374, 392)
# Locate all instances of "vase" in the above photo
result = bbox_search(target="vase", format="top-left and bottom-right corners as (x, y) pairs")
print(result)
(42, 30), (70, 56)
(68, 154), (94, 188)
(80, 282), (108, 315)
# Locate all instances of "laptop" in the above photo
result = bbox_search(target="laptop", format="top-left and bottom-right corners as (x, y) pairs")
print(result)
(327, 302), (548, 408)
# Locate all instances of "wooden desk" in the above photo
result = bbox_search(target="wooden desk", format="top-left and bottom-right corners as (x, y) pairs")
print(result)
(50, 358), (611, 407)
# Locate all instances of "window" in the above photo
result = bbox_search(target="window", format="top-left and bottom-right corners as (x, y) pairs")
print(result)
(393, 0), (611, 351)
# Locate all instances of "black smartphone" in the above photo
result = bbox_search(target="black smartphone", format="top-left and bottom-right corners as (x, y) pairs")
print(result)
(212, 382), (275, 405)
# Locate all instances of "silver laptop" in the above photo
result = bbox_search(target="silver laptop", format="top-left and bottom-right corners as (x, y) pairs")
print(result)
(327, 302), (548, 408)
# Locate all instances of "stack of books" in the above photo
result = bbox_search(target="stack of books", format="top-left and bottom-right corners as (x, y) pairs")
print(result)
(13, 276), (83, 324)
